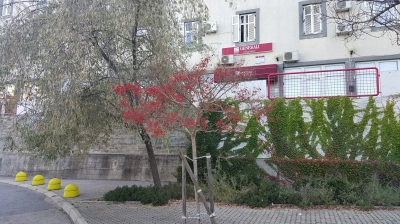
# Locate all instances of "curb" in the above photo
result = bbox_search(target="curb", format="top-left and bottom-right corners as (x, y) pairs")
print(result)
(0, 179), (88, 224)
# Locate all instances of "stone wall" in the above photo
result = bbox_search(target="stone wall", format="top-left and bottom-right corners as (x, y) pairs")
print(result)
(0, 152), (180, 182)
(0, 116), (186, 181)
(91, 129), (188, 154)
(0, 116), (14, 154)
(0, 116), (188, 154)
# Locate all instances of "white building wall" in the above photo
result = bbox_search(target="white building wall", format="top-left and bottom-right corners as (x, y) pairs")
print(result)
(197, 0), (400, 99)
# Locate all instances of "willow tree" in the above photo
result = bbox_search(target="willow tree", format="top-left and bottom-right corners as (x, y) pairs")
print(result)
(0, 0), (208, 188)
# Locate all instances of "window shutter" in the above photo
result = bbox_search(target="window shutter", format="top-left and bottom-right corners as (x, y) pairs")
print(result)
(312, 4), (321, 33)
(303, 5), (312, 35)
(3, 0), (11, 16)
(0, 0), (3, 16)
(184, 22), (192, 45)
(192, 22), (200, 44)
(192, 22), (199, 33)
(182, 22), (186, 36)
(232, 15), (240, 43)
(248, 14), (256, 42)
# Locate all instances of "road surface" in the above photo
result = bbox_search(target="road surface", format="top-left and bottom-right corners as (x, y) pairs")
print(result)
(0, 182), (72, 224)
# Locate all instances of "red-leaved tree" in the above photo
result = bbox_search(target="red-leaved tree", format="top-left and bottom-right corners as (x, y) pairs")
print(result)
(114, 56), (260, 207)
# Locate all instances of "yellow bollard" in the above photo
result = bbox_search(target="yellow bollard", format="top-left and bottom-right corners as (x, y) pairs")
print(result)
(63, 184), (80, 198)
(15, 171), (27, 182)
(47, 178), (62, 190)
(32, 175), (45, 186)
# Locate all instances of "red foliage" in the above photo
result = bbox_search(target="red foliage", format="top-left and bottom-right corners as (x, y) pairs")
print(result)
(113, 56), (259, 137)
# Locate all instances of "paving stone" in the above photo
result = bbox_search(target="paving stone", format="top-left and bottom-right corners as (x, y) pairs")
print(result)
(74, 201), (400, 224)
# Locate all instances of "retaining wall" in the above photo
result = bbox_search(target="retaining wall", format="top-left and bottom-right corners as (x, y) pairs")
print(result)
(1, 116), (186, 181)
(0, 152), (181, 182)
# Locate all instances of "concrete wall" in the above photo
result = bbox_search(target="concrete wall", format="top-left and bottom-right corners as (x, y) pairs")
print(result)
(0, 152), (181, 182)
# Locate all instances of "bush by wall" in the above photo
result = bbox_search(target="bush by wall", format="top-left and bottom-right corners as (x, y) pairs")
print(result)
(269, 158), (400, 185)
(103, 183), (193, 206)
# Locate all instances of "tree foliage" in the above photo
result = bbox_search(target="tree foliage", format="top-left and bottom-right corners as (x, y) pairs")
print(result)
(324, 0), (400, 45)
(252, 97), (400, 163)
(0, 0), (208, 188)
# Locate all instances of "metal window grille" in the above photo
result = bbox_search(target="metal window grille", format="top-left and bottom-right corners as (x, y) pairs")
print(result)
(267, 67), (380, 100)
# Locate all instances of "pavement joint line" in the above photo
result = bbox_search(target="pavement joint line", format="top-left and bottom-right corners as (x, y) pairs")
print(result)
(0, 178), (88, 224)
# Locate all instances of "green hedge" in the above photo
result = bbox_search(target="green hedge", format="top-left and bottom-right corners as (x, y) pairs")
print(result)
(269, 158), (400, 184)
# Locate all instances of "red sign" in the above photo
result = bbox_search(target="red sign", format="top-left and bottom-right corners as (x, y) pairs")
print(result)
(222, 43), (273, 55)
(214, 64), (278, 82)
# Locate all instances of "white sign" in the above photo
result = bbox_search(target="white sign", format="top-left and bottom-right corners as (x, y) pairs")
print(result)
(255, 56), (265, 64)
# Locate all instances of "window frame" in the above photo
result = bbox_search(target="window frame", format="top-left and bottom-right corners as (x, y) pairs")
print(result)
(1, 0), (13, 17)
(232, 8), (259, 46)
(299, 1), (327, 39)
(365, 1), (400, 31)
(38, 0), (48, 9)
(183, 20), (202, 49)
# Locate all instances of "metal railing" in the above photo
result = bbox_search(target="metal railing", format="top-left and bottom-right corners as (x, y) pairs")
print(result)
(267, 67), (380, 100)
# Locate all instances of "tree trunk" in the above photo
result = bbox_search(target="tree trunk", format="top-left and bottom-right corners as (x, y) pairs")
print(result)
(139, 126), (162, 189)
(190, 132), (200, 223)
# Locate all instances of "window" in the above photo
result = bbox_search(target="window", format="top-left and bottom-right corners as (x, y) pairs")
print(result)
(366, 1), (400, 27)
(232, 9), (259, 44)
(1, 0), (12, 17)
(379, 61), (398, 71)
(38, 0), (48, 9)
(303, 4), (322, 35)
(184, 21), (201, 48)
(356, 62), (376, 68)
(299, 1), (327, 39)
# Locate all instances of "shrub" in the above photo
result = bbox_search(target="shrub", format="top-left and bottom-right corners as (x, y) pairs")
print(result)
(298, 183), (335, 207)
(211, 171), (246, 204)
(270, 158), (400, 184)
(235, 179), (282, 208)
(103, 182), (193, 206)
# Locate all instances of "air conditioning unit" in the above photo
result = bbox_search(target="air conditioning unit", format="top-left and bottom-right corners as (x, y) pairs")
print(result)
(336, 23), (352, 35)
(283, 51), (299, 62)
(336, 1), (351, 12)
(220, 55), (235, 65)
(204, 21), (217, 33)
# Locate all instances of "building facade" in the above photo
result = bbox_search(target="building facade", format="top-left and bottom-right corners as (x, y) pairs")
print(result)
(186, 0), (400, 100)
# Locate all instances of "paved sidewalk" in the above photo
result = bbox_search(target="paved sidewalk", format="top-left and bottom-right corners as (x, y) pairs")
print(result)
(2, 176), (400, 224)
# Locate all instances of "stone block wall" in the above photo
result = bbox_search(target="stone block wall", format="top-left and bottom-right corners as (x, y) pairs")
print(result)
(0, 152), (180, 182)
(0, 116), (188, 154)
(1, 116), (187, 181)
